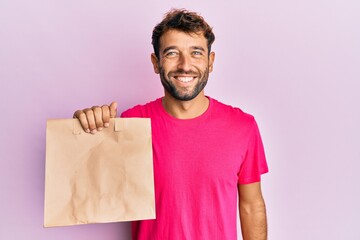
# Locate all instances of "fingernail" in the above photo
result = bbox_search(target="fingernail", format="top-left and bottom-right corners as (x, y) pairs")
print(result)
(85, 129), (90, 133)
(91, 129), (97, 134)
(98, 127), (103, 131)
(104, 123), (109, 127)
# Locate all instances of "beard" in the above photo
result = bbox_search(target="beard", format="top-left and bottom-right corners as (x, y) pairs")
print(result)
(159, 67), (210, 101)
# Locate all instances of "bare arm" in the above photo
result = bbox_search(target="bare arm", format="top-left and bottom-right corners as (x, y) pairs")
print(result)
(238, 182), (267, 240)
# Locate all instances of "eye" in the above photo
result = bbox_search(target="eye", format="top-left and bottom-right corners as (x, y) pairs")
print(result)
(192, 51), (203, 56)
(165, 51), (178, 57)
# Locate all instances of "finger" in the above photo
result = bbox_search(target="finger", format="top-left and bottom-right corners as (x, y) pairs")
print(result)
(101, 105), (110, 127)
(109, 102), (117, 118)
(84, 108), (97, 134)
(91, 106), (104, 130)
(73, 110), (90, 133)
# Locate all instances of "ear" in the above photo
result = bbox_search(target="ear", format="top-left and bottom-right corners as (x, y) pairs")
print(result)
(208, 52), (215, 73)
(151, 53), (160, 74)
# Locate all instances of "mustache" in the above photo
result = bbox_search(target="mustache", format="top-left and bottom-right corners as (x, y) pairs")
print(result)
(168, 70), (199, 76)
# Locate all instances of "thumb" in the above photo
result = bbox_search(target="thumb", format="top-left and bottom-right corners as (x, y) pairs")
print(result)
(109, 101), (117, 118)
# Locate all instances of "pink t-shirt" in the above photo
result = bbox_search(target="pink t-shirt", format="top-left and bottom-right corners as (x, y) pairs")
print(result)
(121, 97), (268, 240)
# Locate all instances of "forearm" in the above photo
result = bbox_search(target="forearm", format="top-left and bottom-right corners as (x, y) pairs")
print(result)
(239, 201), (267, 240)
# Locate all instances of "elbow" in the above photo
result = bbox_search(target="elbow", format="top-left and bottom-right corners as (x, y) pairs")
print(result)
(240, 199), (267, 216)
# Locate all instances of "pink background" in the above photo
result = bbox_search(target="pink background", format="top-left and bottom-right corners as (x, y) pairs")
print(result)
(1, 0), (359, 239)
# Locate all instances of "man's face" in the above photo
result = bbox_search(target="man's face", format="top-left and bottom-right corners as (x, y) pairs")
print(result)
(151, 30), (215, 101)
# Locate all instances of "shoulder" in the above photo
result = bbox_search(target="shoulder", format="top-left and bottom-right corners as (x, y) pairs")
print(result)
(120, 98), (162, 118)
(210, 98), (264, 144)
(210, 97), (255, 126)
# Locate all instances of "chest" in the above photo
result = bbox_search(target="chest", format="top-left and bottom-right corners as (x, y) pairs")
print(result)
(151, 119), (248, 186)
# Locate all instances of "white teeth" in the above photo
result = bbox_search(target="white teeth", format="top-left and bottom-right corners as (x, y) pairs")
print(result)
(177, 77), (194, 82)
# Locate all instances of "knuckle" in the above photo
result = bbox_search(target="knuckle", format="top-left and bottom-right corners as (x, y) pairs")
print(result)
(79, 113), (87, 121)
(101, 105), (110, 111)
(75, 111), (87, 120)
(83, 108), (92, 114)
(85, 111), (95, 119)
(73, 110), (81, 118)
(93, 108), (102, 115)
(91, 105), (100, 111)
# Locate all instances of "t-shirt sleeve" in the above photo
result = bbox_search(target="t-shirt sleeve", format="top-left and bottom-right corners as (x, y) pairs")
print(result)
(238, 119), (269, 184)
(120, 105), (143, 118)
(120, 111), (130, 118)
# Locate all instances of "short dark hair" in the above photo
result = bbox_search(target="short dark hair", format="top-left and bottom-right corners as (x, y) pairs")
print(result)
(152, 9), (215, 59)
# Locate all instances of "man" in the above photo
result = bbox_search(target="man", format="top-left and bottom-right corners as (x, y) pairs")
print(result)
(74, 9), (268, 240)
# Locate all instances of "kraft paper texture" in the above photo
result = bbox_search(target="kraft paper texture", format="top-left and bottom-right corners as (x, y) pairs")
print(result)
(44, 118), (155, 227)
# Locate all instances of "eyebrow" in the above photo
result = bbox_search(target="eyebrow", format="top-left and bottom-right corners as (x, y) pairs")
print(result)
(191, 46), (206, 52)
(162, 46), (206, 54)
(162, 46), (177, 54)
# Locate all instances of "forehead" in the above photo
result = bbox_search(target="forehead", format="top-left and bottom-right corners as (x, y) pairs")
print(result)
(159, 30), (207, 50)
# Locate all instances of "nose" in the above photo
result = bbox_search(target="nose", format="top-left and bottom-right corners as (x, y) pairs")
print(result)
(177, 53), (191, 72)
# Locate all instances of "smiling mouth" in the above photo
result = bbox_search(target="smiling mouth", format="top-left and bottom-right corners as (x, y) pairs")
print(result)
(174, 76), (196, 83)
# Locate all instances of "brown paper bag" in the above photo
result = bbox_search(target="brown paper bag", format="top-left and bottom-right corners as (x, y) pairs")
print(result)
(44, 118), (155, 227)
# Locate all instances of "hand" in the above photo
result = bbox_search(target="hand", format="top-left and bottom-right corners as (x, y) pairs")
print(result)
(73, 102), (117, 134)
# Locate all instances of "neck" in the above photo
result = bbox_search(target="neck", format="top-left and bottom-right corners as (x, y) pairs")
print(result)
(162, 92), (209, 119)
